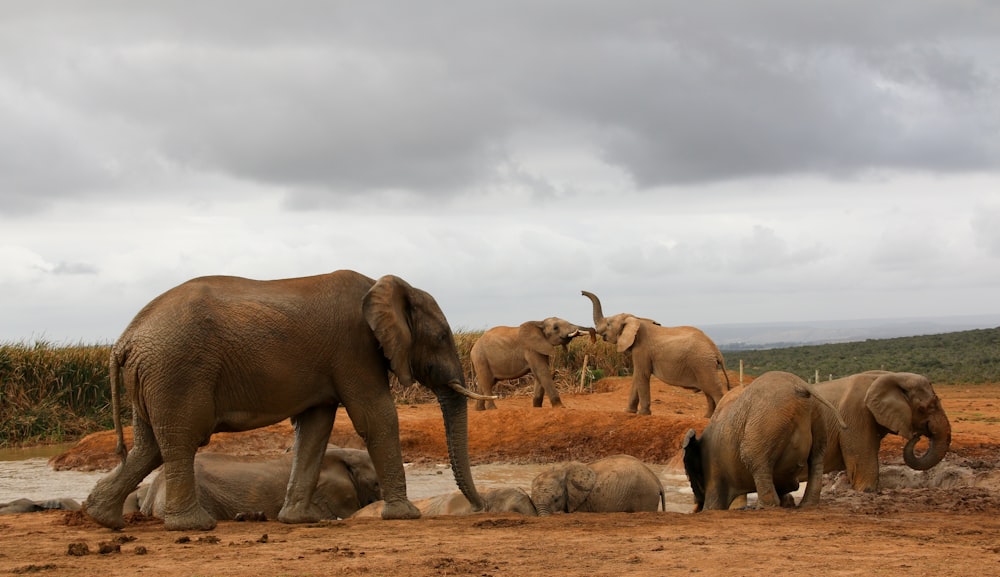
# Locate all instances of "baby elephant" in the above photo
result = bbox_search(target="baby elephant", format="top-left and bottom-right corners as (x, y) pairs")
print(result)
(131, 447), (380, 521)
(351, 487), (537, 518)
(530, 454), (665, 515)
(682, 371), (846, 511)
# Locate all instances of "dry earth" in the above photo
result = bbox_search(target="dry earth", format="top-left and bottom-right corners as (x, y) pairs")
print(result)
(3, 376), (1000, 576)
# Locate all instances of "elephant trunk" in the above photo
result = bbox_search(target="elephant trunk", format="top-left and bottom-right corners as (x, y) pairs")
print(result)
(437, 387), (485, 511)
(903, 410), (952, 471)
(581, 291), (605, 327)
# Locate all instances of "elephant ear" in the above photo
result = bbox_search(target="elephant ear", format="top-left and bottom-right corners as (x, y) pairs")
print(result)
(519, 321), (557, 357)
(565, 464), (596, 513)
(617, 316), (641, 353)
(362, 275), (415, 388)
(864, 374), (914, 438)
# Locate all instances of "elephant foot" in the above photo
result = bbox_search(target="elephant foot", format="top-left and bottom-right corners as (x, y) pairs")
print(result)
(550, 400), (565, 409)
(624, 407), (637, 414)
(82, 501), (125, 531)
(278, 504), (322, 524)
(381, 499), (421, 520)
(165, 504), (217, 531)
(532, 398), (544, 408)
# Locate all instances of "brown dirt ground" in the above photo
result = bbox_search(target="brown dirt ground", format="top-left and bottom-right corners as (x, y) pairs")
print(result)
(4, 375), (1000, 577)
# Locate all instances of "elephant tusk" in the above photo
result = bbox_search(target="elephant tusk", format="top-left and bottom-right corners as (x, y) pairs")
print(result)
(448, 380), (498, 401)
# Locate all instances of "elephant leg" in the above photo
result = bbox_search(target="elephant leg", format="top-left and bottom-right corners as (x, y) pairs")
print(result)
(154, 417), (217, 531)
(751, 470), (781, 508)
(701, 390), (717, 418)
(84, 417), (163, 529)
(846, 450), (880, 492)
(474, 369), (498, 411)
(628, 371), (652, 415)
(526, 355), (562, 408)
(279, 405), (335, 523)
(343, 391), (420, 520)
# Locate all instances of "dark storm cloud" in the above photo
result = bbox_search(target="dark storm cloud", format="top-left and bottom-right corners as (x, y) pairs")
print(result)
(1, 0), (998, 207)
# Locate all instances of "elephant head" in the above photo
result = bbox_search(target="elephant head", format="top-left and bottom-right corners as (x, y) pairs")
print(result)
(363, 275), (491, 511)
(581, 291), (656, 353)
(520, 317), (595, 355)
(530, 462), (596, 515)
(864, 372), (951, 471)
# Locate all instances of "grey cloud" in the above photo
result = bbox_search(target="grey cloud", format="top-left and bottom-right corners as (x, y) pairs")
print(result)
(1, 0), (998, 208)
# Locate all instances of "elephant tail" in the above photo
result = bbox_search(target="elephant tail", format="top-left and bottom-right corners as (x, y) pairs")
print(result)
(800, 384), (847, 429)
(716, 351), (731, 392)
(108, 347), (128, 465)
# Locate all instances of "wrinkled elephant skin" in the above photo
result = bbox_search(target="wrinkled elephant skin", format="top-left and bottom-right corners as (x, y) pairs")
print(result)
(812, 371), (951, 491)
(351, 487), (537, 518)
(85, 270), (487, 531)
(530, 454), (665, 515)
(683, 371), (842, 511)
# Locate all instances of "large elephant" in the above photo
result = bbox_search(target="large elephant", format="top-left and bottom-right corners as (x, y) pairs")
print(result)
(470, 318), (595, 410)
(84, 270), (493, 531)
(530, 454), (665, 515)
(811, 370), (951, 491)
(682, 371), (845, 511)
(581, 291), (729, 417)
(351, 487), (537, 518)
(128, 447), (380, 521)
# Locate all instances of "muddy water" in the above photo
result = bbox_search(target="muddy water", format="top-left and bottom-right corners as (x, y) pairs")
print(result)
(1, 455), (695, 513)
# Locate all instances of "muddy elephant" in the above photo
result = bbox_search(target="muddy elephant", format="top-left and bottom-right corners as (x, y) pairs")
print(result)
(581, 291), (729, 417)
(0, 498), (80, 514)
(85, 270), (493, 531)
(530, 454), (665, 515)
(128, 447), (380, 521)
(351, 487), (537, 518)
(471, 318), (595, 410)
(811, 371), (951, 491)
(682, 371), (846, 511)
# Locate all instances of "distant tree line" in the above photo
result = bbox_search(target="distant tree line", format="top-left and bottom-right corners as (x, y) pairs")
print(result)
(724, 327), (1000, 384)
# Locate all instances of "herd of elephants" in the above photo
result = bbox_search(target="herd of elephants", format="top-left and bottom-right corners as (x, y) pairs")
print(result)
(1, 270), (952, 528)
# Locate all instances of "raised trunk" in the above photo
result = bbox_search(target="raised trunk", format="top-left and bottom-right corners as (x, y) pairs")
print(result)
(437, 389), (485, 511)
(581, 291), (605, 327)
(903, 412), (951, 470)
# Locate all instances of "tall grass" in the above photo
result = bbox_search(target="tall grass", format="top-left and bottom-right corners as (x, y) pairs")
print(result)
(0, 341), (114, 447)
(0, 333), (632, 447)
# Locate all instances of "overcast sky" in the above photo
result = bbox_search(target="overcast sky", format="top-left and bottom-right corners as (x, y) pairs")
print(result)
(2, 1), (999, 344)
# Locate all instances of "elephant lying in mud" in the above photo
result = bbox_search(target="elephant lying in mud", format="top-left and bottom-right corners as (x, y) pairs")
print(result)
(471, 318), (594, 410)
(350, 487), (537, 518)
(683, 371), (846, 511)
(530, 454), (665, 515)
(0, 498), (80, 515)
(811, 371), (951, 491)
(127, 448), (380, 521)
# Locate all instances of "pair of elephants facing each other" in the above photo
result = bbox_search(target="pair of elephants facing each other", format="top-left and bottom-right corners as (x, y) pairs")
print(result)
(351, 487), (538, 518)
(582, 291), (730, 418)
(812, 370), (951, 491)
(683, 371), (847, 511)
(85, 270), (495, 532)
(530, 454), (666, 515)
(471, 318), (595, 410)
(125, 448), (381, 522)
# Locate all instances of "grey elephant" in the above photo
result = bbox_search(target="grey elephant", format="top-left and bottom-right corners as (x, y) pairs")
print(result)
(0, 498), (80, 515)
(811, 370), (951, 491)
(582, 291), (729, 417)
(682, 371), (846, 511)
(85, 270), (494, 531)
(471, 318), (595, 410)
(530, 454), (665, 515)
(351, 487), (537, 518)
(128, 447), (380, 521)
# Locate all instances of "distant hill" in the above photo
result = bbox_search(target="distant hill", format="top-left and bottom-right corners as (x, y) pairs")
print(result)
(720, 326), (1000, 384)
(705, 314), (1000, 349)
